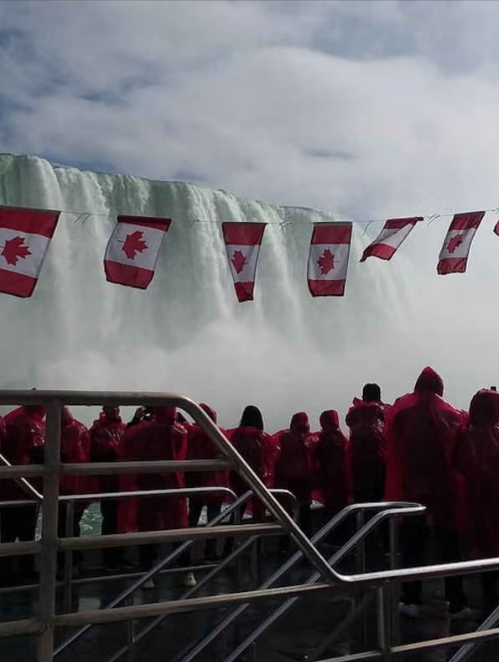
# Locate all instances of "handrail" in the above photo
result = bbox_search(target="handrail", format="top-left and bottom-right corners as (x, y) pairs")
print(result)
(0, 390), (337, 585)
(0, 452), (43, 500)
(448, 601), (499, 662)
(176, 502), (423, 662)
(222, 504), (420, 662)
(98, 488), (298, 662)
(54, 490), (252, 656)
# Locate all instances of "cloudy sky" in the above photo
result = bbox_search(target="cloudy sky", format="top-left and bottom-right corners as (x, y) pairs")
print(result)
(2, 0), (499, 222)
(3, 0), (499, 413)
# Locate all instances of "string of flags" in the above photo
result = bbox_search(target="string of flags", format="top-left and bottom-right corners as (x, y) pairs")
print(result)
(0, 204), (496, 301)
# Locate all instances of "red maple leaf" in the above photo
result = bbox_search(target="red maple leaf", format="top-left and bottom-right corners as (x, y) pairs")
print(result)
(121, 230), (148, 260)
(317, 248), (335, 275)
(447, 234), (463, 254)
(231, 249), (246, 274)
(1, 236), (32, 266)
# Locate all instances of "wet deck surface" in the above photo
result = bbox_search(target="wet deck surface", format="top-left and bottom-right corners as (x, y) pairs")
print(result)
(0, 518), (497, 662)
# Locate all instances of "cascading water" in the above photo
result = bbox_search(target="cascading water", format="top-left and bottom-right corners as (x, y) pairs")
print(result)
(0, 152), (473, 429)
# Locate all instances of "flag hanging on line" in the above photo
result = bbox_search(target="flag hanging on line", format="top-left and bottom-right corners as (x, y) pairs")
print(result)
(437, 211), (485, 275)
(493, 219), (499, 236)
(104, 215), (171, 289)
(222, 222), (266, 302)
(307, 223), (352, 297)
(0, 206), (60, 297)
(360, 217), (423, 262)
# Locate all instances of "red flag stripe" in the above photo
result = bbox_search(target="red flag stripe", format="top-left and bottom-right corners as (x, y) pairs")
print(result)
(307, 279), (346, 297)
(311, 223), (351, 245)
(104, 261), (155, 290)
(0, 207), (60, 238)
(222, 222), (266, 246)
(0, 269), (38, 298)
(494, 220), (499, 236)
(448, 211), (485, 231)
(234, 282), (255, 302)
(384, 217), (423, 230)
(117, 215), (171, 232)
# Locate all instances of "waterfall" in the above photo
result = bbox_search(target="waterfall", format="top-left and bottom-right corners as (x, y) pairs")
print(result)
(0, 153), (417, 429)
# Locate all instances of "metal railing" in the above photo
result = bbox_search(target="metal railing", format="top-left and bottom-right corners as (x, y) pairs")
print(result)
(2, 390), (499, 662)
(0, 389), (334, 662)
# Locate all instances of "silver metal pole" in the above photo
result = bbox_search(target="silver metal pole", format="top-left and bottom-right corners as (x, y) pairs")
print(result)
(36, 399), (62, 662)
(376, 584), (392, 660)
(388, 518), (399, 647)
(62, 499), (75, 613)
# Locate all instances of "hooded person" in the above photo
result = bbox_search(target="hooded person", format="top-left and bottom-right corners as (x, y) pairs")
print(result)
(346, 383), (387, 504)
(386, 367), (469, 619)
(0, 403), (45, 577)
(186, 403), (229, 560)
(123, 406), (192, 588)
(314, 410), (350, 521)
(275, 412), (318, 535)
(454, 389), (499, 615)
(58, 406), (91, 571)
(89, 405), (127, 569)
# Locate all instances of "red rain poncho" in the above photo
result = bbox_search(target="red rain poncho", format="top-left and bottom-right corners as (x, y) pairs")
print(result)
(186, 403), (229, 502)
(314, 410), (350, 512)
(230, 426), (277, 491)
(385, 367), (466, 525)
(275, 413), (318, 506)
(124, 407), (188, 531)
(346, 398), (387, 500)
(60, 407), (91, 495)
(2, 406), (45, 500)
(89, 411), (126, 494)
(454, 390), (499, 557)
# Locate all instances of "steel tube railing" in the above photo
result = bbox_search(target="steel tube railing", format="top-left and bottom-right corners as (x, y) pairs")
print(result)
(0, 390), (339, 585)
(0, 459), (231, 478)
(53, 490), (253, 656)
(222, 504), (423, 662)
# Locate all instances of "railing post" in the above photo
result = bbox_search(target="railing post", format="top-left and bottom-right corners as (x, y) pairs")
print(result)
(37, 399), (62, 662)
(62, 499), (75, 613)
(388, 517), (399, 646)
(377, 584), (392, 660)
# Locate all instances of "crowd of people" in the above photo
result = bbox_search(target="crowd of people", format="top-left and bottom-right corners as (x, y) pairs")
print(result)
(0, 367), (499, 617)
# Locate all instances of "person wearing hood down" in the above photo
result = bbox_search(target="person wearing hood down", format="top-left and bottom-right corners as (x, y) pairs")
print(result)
(124, 406), (193, 589)
(314, 410), (350, 522)
(346, 383), (387, 504)
(454, 389), (499, 616)
(386, 367), (469, 620)
(186, 403), (229, 560)
(275, 412), (318, 535)
(1, 403), (45, 578)
(230, 405), (277, 522)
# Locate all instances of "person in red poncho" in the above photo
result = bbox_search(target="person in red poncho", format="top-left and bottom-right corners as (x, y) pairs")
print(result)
(89, 405), (126, 570)
(346, 383), (387, 504)
(124, 406), (192, 587)
(186, 403), (228, 560)
(230, 405), (277, 522)
(58, 406), (91, 571)
(314, 410), (350, 522)
(275, 412), (318, 535)
(1, 404), (45, 578)
(454, 389), (499, 615)
(386, 367), (469, 619)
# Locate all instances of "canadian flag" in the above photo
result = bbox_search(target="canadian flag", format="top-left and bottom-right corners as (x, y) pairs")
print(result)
(222, 222), (266, 302)
(437, 211), (484, 275)
(361, 217), (423, 262)
(308, 223), (352, 297)
(104, 215), (171, 289)
(0, 206), (60, 298)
